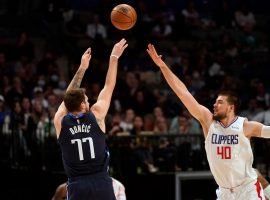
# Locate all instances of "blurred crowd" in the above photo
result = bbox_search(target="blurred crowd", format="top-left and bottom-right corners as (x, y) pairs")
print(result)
(0, 0), (270, 176)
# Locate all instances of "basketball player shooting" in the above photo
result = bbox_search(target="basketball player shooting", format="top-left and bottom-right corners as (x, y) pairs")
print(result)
(53, 39), (128, 200)
(147, 43), (270, 200)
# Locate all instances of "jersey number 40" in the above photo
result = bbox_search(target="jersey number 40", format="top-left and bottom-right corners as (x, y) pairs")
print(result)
(217, 146), (231, 159)
(71, 137), (95, 161)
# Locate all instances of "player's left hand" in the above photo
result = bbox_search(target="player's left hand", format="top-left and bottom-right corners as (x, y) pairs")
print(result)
(111, 38), (128, 59)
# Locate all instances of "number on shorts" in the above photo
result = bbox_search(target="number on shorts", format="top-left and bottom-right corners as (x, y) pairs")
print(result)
(71, 137), (95, 160)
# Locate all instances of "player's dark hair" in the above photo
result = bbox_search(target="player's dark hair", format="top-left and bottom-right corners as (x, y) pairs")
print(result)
(218, 90), (241, 114)
(64, 88), (85, 112)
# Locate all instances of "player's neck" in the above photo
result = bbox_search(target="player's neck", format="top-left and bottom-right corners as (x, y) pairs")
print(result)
(220, 114), (237, 127)
(69, 111), (84, 117)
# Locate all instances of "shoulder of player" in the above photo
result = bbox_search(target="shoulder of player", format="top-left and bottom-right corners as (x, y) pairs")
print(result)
(200, 108), (213, 128)
(88, 109), (105, 132)
(243, 120), (263, 138)
(53, 113), (65, 138)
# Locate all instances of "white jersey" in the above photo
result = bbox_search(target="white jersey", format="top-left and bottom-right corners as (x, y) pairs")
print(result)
(112, 178), (126, 200)
(205, 116), (257, 188)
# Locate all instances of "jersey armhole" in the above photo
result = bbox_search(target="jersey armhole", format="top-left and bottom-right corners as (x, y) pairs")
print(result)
(88, 112), (106, 135)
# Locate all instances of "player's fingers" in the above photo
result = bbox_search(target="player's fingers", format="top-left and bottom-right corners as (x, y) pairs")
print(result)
(149, 44), (157, 54)
(146, 49), (153, 58)
(84, 48), (91, 55)
(147, 44), (154, 53)
(121, 40), (127, 48)
(151, 45), (158, 55)
(119, 38), (126, 45)
(87, 48), (91, 56)
(123, 44), (128, 49)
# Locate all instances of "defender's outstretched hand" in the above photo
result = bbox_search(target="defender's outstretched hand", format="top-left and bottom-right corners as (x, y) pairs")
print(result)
(111, 38), (128, 59)
(146, 44), (165, 68)
(80, 47), (92, 69)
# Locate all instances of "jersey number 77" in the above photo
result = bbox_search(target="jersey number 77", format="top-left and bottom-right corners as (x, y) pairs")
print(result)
(71, 137), (96, 160)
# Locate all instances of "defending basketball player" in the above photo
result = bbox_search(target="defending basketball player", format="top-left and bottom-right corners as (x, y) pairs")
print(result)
(147, 43), (270, 199)
(53, 39), (128, 200)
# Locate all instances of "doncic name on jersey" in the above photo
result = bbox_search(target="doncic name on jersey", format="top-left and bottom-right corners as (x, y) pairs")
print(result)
(69, 124), (91, 135)
(211, 133), (239, 144)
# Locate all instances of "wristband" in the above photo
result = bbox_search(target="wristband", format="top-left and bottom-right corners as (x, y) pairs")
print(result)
(110, 55), (119, 59)
(261, 125), (270, 138)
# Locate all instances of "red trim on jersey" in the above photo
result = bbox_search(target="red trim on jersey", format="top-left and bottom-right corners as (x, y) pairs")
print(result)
(255, 179), (263, 200)
(217, 116), (238, 128)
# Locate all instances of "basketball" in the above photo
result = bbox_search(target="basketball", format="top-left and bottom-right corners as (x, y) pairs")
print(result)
(110, 4), (137, 30)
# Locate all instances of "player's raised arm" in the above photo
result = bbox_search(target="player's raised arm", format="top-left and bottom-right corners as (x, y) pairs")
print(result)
(244, 119), (270, 139)
(53, 48), (92, 136)
(147, 44), (212, 135)
(91, 39), (128, 132)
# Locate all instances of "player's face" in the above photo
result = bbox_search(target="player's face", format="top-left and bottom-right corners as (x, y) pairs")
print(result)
(213, 95), (232, 120)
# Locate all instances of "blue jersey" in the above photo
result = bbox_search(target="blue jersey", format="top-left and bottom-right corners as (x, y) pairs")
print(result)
(58, 112), (109, 178)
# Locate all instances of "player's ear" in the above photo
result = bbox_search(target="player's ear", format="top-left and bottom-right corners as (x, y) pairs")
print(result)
(230, 104), (235, 112)
(80, 101), (86, 110)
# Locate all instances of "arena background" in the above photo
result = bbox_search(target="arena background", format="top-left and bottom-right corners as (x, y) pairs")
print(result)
(0, 0), (270, 199)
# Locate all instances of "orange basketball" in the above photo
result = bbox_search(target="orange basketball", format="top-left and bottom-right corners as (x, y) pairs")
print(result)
(110, 4), (137, 30)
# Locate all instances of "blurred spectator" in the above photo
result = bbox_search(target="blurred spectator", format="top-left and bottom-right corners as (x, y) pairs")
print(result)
(47, 93), (59, 109)
(190, 71), (205, 92)
(133, 90), (154, 116)
(182, 110), (201, 134)
(169, 112), (199, 135)
(10, 101), (28, 168)
(0, 94), (10, 162)
(153, 106), (164, 119)
(130, 116), (144, 136)
(62, 6), (74, 24)
(178, 116), (190, 134)
(134, 137), (158, 173)
(6, 77), (26, 107)
(108, 113), (124, 136)
(120, 72), (141, 109)
(36, 51), (59, 79)
(21, 97), (32, 127)
(0, 53), (9, 78)
(151, 13), (173, 39)
(252, 106), (270, 126)
(234, 3), (256, 32)
(0, 95), (7, 133)
(15, 31), (34, 61)
(143, 114), (155, 132)
(153, 116), (168, 134)
(241, 99), (263, 120)
(153, 137), (179, 172)
(214, 0), (233, 28)
(86, 14), (107, 39)
(255, 82), (270, 108)
(120, 108), (135, 133)
(153, 90), (170, 112)
(164, 46), (182, 67)
(181, 0), (200, 28)
(31, 87), (48, 109)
